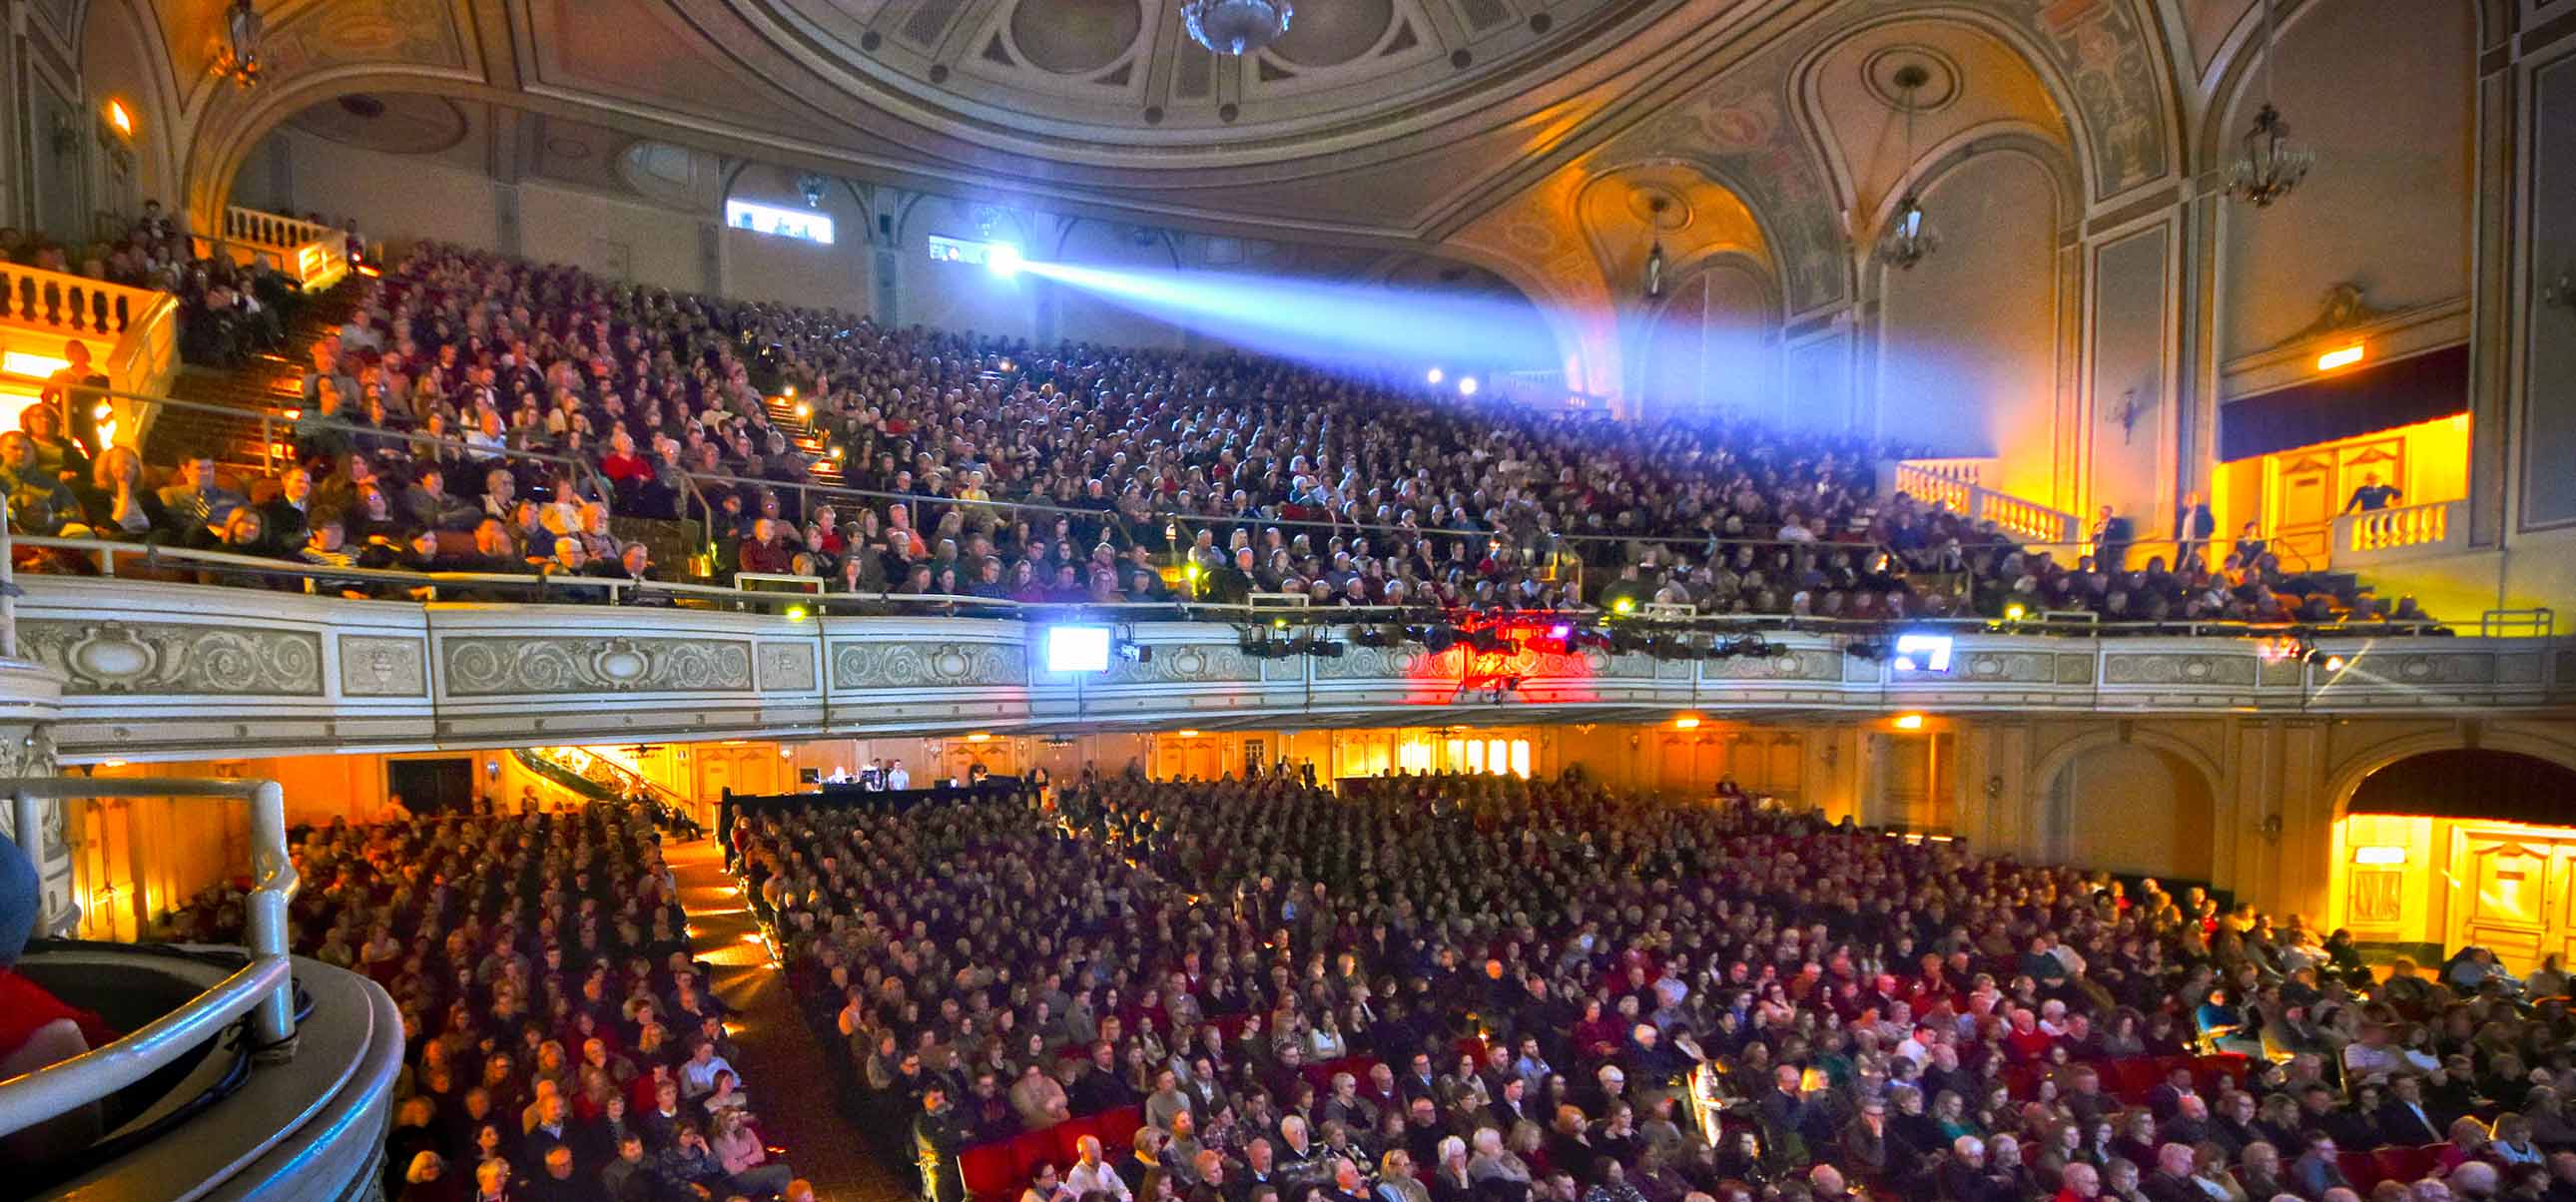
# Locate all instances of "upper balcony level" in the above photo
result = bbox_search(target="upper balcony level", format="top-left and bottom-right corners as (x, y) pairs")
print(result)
(12, 562), (2567, 763)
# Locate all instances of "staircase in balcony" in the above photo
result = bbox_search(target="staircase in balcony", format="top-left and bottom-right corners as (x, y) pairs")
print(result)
(761, 386), (845, 488)
(141, 282), (365, 478)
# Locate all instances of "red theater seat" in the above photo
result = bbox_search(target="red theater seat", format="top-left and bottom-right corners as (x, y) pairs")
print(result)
(2373, 1144), (2444, 1185)
(961, 1142), (1020, 1202)
(1011, 1127), (1061, 1180)
(1096, 1104), (1146, 1154)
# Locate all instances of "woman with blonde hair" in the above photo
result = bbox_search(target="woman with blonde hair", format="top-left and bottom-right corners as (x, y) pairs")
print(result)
(78, 444), (161, 538)
(395, 1150), (454, 1202)
(712, 1106), (796, 1195)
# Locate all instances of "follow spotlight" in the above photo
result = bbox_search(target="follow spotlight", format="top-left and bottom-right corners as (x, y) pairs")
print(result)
(985, 242), (1024, 279)
(1458, 375), (1480, 396)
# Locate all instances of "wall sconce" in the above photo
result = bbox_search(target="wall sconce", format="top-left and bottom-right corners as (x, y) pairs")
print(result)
(2544, 270), (2575, 313)
(1983, 775), (2003, 800)
(2259, 814), (2284, 842)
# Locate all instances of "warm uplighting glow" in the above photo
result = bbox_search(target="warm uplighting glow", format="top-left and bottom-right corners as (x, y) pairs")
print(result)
(2317, 343), (2366, 371)
(1893, 713), (1926, 730)
(783, 385), (797, 398)
(830, 446), (846, 459)
(794, 402), (811, 418)
(1672, 715), (1701, 731)
(104, 99), (133, 137)
(2323, 654), (2347, 673)
(102, 759), (127, 768)
(966, 732), (991, 743)
(2352, 845), (2407, 866)
(1176, 730), (1202, 738)
(2, 350), (72, 378)
(784, 605), (810, 622)
(1611, 597), (1635, 615)
(2004, 603), (2028, 621)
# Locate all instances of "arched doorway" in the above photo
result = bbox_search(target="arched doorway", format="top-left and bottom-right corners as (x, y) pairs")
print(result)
(2042, 741), (2217, 884)
(2335, 748), (2576, 971)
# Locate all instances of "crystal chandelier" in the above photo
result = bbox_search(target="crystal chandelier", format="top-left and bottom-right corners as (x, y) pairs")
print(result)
(211, 0), (264, 89)
(1874, 67), (1937, 272)
(1184, 0), (1294, 57)
(2224, 0), (2313, 207)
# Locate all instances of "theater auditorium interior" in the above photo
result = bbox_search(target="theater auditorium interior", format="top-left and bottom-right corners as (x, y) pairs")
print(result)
(1, 0), (2575, 1199)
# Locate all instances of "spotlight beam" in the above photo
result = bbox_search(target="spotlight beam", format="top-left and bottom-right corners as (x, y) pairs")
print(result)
(1009, 259), (1560, 376)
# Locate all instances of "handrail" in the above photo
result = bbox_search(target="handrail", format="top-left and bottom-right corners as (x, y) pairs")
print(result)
(7, 549), (2467, 639)
(0, 777), (298, 1139)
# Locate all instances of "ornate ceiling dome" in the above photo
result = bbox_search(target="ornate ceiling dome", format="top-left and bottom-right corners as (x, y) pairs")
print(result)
(751, 0), (1660, 150)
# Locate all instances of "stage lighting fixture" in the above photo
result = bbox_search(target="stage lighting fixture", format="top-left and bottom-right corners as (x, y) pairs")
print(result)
(1465, 628), (1514, 655)
(1116, 639), (1152, 664)
(1352, 624), (1400, 649)
(1891, 632), (1955, 673)
(1844, 639), (1892, 663)
(1427, 367), (1445, 384)
(1458, 376), (1480, 396)
(1045, 625), (1113, 673)
(1420, 626), (1462, 653)
(986, 243), (1024, 278)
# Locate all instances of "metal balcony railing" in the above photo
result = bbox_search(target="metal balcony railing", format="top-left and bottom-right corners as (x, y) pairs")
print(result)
(0, 778), (300, 1141)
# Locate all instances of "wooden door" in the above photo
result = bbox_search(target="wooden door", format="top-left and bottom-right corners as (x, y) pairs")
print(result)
(2450, 833), (2556, 970)
(2271, 453), (2335, 567)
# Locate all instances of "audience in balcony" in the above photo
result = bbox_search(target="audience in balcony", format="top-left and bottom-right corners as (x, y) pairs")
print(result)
(734, 767), (2563, 1202)
(0, 232), (2433, 628)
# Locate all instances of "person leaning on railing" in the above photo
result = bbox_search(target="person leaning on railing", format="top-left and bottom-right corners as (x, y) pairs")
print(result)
(0, 831), (114, 1164)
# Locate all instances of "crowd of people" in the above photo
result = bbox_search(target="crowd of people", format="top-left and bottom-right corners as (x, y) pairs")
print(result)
(733, 770), (2569, 1202)
(0, 229), (2433, 628)
(166, 804), (814, 1201)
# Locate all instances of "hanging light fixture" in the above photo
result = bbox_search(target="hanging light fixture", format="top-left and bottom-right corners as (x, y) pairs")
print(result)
(1183, 0), (1294, 57)
(2224, 0), (2313, 207)
(1642, 197), (1669, 300)
(212, 0), (264, 89)
(1874, 65), (1938, 272)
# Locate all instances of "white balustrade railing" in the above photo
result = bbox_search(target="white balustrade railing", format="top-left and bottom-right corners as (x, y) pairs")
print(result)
(1890, 459), (2083, 546)
(2333, 499), (2467, 567)
(0, 262), (181, 446)
(195, 206), (350, 291)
